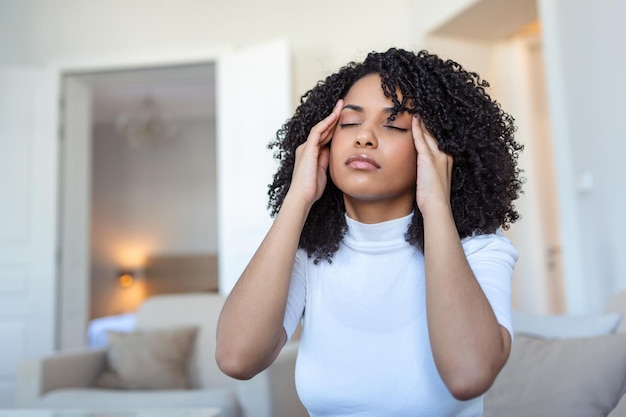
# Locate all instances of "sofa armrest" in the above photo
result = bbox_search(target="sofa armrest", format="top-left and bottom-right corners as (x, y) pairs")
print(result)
(609, 392), (626, 417)
(236, 342), (307, 417)
(15, 349), (107, 408)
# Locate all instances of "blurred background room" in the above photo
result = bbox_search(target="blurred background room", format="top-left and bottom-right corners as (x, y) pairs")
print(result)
(1, 0), (626, 408)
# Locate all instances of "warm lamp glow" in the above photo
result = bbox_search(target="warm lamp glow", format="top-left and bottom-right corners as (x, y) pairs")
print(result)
(118, 271), (135, 288)
(111, 242), (154, 269)
(519, 20), (541, 36)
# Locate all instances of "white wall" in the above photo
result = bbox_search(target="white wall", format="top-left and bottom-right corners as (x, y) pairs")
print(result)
(1, 0), (624, 313)
(0, 0), (471, 107)
(426, 0), (626, 314)
(90, 117), (217, 317)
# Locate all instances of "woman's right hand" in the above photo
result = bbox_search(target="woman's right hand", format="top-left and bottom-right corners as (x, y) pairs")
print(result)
(216, 101), (344, 380)
(288, 99), (343, 207)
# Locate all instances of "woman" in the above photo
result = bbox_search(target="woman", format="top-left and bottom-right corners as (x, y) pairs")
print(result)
(216, 48), (523, 416)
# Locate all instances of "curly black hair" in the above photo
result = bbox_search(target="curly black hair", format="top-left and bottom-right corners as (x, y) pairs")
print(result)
(268, 48), (523, 263)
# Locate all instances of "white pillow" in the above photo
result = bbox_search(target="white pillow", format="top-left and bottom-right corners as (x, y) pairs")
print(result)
(512, 311), (622, 339)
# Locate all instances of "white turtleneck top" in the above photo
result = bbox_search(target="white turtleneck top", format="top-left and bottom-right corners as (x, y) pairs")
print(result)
(283, 213), (518, 417)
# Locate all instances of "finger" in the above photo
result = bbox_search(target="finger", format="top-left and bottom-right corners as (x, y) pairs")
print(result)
(319, 99), (343, 147)
(309, 100), (342, 144)
(412, 115), (429, 154)
(307, 116), (335, 146)
(419, 118), (441, 154)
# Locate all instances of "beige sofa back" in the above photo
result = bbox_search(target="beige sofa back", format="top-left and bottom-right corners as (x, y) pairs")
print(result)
(136, 293), (235, 390)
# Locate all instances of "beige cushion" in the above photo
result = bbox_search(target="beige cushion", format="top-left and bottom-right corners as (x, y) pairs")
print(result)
(136, 293), (231, 389)
(483, 333), (626, 417)
(96, 326), (198, 390)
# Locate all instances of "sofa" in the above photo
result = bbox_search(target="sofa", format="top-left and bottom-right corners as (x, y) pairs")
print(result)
(16, 289), (626, 416)
(483, 288), (626, 417)
(15, 293), (308, 417)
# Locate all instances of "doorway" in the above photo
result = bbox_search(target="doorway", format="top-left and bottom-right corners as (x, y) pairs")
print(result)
(0, 41), (290, 402)
(59, 63), (218, 348)
(90, 64), (217, 318)
(56, 39), (292, 350)
(425, 0), (565, 314)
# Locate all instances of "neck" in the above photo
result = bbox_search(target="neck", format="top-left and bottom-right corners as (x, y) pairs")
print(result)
(343, 195), (415, 224)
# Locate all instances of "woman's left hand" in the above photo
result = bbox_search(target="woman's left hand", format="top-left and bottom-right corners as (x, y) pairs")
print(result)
(412, 116), (454, 214)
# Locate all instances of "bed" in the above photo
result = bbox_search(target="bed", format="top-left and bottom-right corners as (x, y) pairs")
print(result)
(87, 253), (219, 348)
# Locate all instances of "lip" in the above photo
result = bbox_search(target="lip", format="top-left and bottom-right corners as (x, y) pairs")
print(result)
(345, 154), (380, 170)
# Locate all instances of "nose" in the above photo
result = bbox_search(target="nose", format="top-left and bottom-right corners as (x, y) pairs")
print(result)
(354, 126), (378, 148)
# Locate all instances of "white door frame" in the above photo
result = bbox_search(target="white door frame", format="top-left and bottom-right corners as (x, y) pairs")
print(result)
(53, 39), (291, 349)
(0, 68), (58, 406)
(53, 46), (231, 349)
(537, 0), (586, 314)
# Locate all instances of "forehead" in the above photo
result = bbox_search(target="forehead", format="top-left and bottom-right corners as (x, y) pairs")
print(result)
(344, 74), (386, 100)
(343, 74), (407, 115)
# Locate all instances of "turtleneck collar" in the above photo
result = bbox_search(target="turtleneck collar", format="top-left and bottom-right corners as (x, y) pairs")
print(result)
(342, 212), (413, 251)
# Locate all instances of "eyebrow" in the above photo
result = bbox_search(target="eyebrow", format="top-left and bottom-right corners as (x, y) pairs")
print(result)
(342, 104), (395, 114)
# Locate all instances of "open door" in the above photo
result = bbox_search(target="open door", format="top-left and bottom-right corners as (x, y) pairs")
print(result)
(216, 39), (291, 294)
(58, 76), (92, 349)
(491, 35), (565, 314)
(53, 39), (289, 352)
(0, 68), (58, 406)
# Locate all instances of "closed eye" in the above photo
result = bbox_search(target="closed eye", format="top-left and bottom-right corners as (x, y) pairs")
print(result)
(339, 123), (360, 128)
(385, 125), (408, 132)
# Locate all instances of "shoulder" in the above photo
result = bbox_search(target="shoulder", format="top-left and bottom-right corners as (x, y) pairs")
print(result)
(461, 230), (519, 262)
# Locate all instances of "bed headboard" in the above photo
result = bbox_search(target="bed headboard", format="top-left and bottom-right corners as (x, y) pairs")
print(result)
(143, 253), (218, 296)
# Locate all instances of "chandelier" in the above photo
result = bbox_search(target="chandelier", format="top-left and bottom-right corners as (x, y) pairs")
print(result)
(115, 96), (181, 147)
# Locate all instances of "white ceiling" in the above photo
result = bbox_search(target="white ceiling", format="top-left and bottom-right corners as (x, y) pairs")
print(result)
(81, 63), (216, 126)
(84, 0), (537, 128)
(430, 0), (538, 40)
